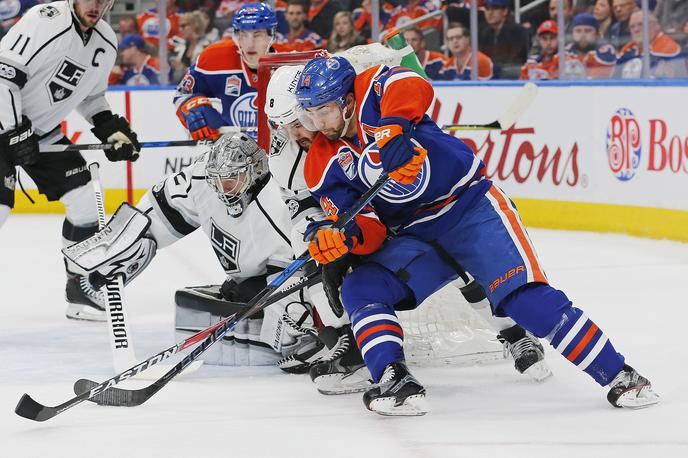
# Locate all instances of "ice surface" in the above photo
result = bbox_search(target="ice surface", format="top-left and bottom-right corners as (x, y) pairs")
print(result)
(2, 215), (687, 458)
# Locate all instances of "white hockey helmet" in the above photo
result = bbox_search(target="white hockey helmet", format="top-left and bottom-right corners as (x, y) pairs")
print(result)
(265, 65), (315, 129)
(205, 133), (269, 218)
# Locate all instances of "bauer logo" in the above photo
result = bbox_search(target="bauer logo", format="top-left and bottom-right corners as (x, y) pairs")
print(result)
(606, 108), (642, 181)
(358, 141), (430, 203)
(229, 93), (257, 129)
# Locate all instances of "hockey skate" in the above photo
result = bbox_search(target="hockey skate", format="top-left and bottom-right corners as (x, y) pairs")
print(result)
(363, 362), (428, 416)
(309, 326), (373, 395)
(65, 275), (107, 322)
(607, 364), (659, 409)
(499, 326), (553, 382)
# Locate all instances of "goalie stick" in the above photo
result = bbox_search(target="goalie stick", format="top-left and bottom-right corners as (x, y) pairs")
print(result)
(69, 173), (391, 408)
(14, 272), (323, 421)
(15, 173), (388, 420)
(441, 82), (538, 131)
(89, 162), (137, 373)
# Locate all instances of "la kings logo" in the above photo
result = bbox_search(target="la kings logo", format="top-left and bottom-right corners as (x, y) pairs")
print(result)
(209, 219), (241, 274)
(39, 5), (60, 18)
(46, 58), (86, 104)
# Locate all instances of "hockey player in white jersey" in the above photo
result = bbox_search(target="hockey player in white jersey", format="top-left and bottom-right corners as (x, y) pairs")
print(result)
(0, 0), (141, 320)
(64, 132), (321, 365)
(264, 64), (552, 394)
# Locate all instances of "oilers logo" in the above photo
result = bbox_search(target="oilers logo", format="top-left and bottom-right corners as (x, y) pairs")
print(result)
(141, 17), (171, 39)
(606, 108), (641, 181)
(357, 140), (430, 203)
(230, 93), (258, 128)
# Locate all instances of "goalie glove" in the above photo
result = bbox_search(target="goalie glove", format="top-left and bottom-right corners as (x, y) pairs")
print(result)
(62, 203), (157, 289)
(91, 111), (142, 162)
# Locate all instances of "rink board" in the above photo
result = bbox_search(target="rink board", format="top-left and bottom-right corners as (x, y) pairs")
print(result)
(11, 82), (688, 241)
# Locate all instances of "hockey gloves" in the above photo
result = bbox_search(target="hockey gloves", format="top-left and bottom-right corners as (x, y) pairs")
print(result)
(0, 117), (39, 166)
(91, 112), (142, 162)
(305, 216), (361, 264)
(374, 117), (428, 185)
(177, 96), (224, 140)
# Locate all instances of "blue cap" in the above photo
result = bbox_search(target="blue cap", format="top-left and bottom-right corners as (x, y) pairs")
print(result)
(571, 13), (599, 30)
(485, 0), (509, 7)
(119, 34), (146, 50)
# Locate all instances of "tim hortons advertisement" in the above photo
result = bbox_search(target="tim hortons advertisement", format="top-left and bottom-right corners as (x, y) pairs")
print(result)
(29, 85), (687, 213)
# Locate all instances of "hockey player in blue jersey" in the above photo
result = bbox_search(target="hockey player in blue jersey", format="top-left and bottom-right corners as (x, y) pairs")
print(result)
(295, 56), (659, 416)
(173, 2), (277, 140)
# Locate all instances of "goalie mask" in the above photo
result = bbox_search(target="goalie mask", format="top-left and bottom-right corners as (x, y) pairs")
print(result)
(206, 133), (269, 218)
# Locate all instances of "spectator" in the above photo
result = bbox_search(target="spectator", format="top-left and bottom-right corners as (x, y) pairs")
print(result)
(520, 19), (560, 80)
(654, 0), (688, 34)
(118, 15), (139, 41)
(573, 0), (596, 14)
(0, 0), (38, 39)
(171, 11), (211, 82)
(275, 0), (324, 52)
(110, 34), (162, 86)
(609, 0), (637, 49)
(479, 0), (529, 79)
(445, 23), (493, 80)
(549, 0), (574, 26)
(593, 0), (615, 41)
(308, 0), (341, 40)
(387, 0), (442, 31)
(403, 27), (455, 80)
(137, 0), (184, 50)
(328, 11), (367, 53)
(614, 10), (687, 78)
(198, 7), (220, 44)
(352, 0), (392, 41)
(563, 12), (616, 78)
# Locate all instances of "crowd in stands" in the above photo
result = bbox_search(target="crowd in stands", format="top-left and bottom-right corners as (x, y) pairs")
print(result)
(1, 0), (686, 83)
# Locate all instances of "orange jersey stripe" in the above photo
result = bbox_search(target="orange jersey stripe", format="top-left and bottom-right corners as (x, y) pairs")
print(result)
(379, 69), (434, 122)
(488, 187), (547, 284)
(356, 324), (404, 347)
(566, 324), (599, 362)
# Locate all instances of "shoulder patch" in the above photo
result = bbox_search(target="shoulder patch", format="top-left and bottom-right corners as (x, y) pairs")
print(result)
(39, 5), (60, 18)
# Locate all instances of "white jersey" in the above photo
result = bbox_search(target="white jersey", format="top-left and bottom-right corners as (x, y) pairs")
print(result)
(137, 153), (294, 282)
(268, 127), (349, 328)
(0, 2), (116, 136)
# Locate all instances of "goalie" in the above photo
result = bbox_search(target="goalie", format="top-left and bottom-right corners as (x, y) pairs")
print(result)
(63, 133), (322, 366)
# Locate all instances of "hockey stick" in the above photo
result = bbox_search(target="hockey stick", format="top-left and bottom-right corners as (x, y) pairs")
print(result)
(14, 271), (324, 421)
(61, 174), (391, 409)
(40, 126), (257, 153)
(441, 82), (538, 131)
(89, 162), (137, 373)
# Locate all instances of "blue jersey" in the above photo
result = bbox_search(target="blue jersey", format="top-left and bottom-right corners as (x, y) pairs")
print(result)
(305, 65), (487, 240)
(173, 40), (259, 131)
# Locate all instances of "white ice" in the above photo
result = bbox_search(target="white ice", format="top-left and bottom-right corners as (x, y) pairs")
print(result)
(1, 215), (687, 458)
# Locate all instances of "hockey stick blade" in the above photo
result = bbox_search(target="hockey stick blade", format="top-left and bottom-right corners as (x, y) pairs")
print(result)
(74, 273), (324, 406)
(441, 82), (538, 131)
(71, 175), (390, 408)
(15, 394), (58, 422)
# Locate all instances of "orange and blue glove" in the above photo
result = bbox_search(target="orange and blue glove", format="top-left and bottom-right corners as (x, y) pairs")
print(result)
(374, 117), (428, 185)
(176, 96), (224, 140)
(304, 216), (361, 264)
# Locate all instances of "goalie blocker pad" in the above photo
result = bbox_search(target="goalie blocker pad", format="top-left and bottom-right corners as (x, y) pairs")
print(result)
(62, 202), (157, 288)
(175, 284), (316, 367)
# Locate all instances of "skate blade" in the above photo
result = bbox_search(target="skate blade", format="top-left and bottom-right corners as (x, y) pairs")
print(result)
(315, 373), (372, 395)
(616, 385), (660, 409)
(523, 360), (553, 383)
(65, 303), (106, 322)
(367, 394), (428, 416)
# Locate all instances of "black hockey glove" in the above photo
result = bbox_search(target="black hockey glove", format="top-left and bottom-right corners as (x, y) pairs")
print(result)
(320, 254), (358, 318)
(220, 276), (268, 303)
(0, 116), (39, 166)
(91, 111), (141, 162)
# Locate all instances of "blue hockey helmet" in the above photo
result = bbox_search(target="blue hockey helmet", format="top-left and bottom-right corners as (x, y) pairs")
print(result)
(232, 2), (278, 33)
(295, 57), (357, 109)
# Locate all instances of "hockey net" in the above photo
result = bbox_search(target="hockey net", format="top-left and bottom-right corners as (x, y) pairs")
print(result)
(257, 51), (504, 366)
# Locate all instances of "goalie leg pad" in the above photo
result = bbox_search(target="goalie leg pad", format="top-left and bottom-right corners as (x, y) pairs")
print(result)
(62, 202), (156, 288)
